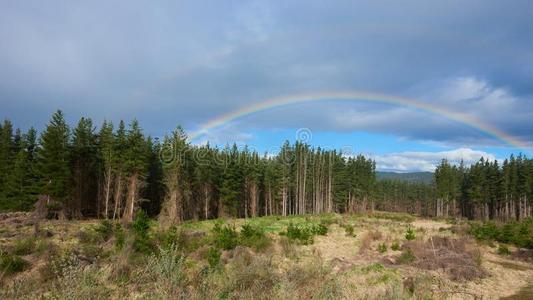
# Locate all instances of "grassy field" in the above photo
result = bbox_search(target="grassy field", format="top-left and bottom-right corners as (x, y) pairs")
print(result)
(0, 211), (532, 299)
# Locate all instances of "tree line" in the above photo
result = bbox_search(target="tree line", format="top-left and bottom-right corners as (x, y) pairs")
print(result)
(0, 110), (530, 223)
(434, 156), (532, 220)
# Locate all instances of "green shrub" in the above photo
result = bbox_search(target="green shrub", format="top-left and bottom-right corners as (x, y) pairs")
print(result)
(240, 224), (271, 251)
(469, 218), (533, 249)
(397, 248), (416, 264)
(497, 244), (511, 256)
(205, 247), (221, 268)
(283, 223), (314, 245)
(377, 243), (387, 253)
(343, 224), (355, 237)
(160, 226), (179, 249)
(212, 223), (239, 250)
(405, 227), (416, 241)
(13, 236), (37, 255)
(312, 223), (328, 236)
(391, 241), (401, 251)
(0, 252), (30, 275)
(132, 210), (153, 253)
(39, 251), (79, 281)
(81, 243), (104, 260)
(362, 263), (385, 273)
(115, 223), (126, 250)
(78, 228), (103, 244)
(95, 219), (114, 241)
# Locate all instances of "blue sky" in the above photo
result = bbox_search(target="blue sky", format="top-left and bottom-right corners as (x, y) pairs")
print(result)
(1, 1), (532, 171)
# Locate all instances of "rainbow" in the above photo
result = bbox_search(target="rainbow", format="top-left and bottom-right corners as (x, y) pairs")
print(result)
(188, 91), (531, 153)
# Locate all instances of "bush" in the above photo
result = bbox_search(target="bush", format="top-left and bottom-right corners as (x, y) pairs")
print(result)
(311, 223), (328, 236)
(13, 236), (36, 255)
(469, 219), (533, 249)
(343, 224), (355, 237)
(212, 223), (239, 250)
(391, 241), (401, 251)
(115, 223), (126, 250)
(405, 228), (416, 241)
(39, 251), (80, 281)
(160, 226), (179, 249)
(205, 247), (221, 268)
(132, 210), (153, 253)
(362, 263), (385, 273)
(240, 224), (271, 251)
(95, 219), (114, 241)
(77, 228), (103, 244)
(397, 249), (416, 264)
(283, 223), (314, 245)
(0, 252), (30, 275)
(378, 243), (387, 253)
(497, 244), (511, 256)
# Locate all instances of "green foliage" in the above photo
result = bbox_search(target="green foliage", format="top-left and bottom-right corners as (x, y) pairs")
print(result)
(405, 227), (416, 241)
(362, 263), (385, 273)
(311, 223), (329, 236)
(160, 225), (179, 250)
(283, 222), (314, 245)
(211, 223), (239, 250)
(36, 110), (71, 204)
(239, 223), (271, 251)
(497, 244), (511, 255)
(397, 248), (416, 264)
(391, 241), (401, 251)
(78, 228), (104, 244)
(205, 247), (221, 268)
(0, 252), (30, 275)
(114, 223), (126, 250)
(343, 224), (356, 237)
(13, 236), (37, 255)
(377, 243), (387, 253)
(95, 219), (114, 241)
(132, 210), (153, 253)
(469, 218), (533, 249)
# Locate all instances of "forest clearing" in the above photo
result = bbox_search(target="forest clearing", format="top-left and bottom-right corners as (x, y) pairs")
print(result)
(1, 211), (532, 299)
(2, 2), (533, 299)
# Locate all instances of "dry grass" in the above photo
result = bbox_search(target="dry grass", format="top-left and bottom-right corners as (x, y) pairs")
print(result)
(359, 229), (383, 253)
(1, 212), (532, 299)
(402, 236), (487, 281)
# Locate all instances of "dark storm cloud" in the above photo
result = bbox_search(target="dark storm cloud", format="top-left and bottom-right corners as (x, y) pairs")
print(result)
(0, 0), (532, 146)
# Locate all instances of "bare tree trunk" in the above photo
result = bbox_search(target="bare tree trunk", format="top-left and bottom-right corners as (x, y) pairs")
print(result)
(159, 165), (183, 227)
(112, 173), (123, 220)
(204, 185), (209, 220)
(103, 167), (112, 219)
(250, 182), (258, 218)
(122, 172), (139, 224)
(282, 186), (287, 216)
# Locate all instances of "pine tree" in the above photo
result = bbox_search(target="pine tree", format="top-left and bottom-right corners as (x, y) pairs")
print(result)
(36, 110), (71, 216)
(3, 129), (39, 211)
(122, 120), (149, 223)
(159, 127), (188, 227)
(112, 120), (127, 220)
(71, 117), (97, 217)
(97, 120), (115, 218)
(0, 120), (14, 206)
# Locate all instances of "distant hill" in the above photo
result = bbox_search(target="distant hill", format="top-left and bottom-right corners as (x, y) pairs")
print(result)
(376, 171), (434, 184)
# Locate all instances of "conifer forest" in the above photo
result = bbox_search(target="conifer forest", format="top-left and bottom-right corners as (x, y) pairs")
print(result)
(1, 111), (530, 222)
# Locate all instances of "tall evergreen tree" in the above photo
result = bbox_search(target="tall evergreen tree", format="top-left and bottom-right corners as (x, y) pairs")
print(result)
(36, 110), (71, 216)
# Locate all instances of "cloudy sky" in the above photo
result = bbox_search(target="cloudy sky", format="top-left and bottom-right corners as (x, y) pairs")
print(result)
(1, 1), (532, 172)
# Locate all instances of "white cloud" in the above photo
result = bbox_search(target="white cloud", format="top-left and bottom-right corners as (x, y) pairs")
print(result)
(371, 148), (496, 172)
(190, 122), (255, 147)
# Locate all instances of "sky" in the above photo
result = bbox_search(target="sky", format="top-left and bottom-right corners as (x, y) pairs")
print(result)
(1, 1), (532, 172)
